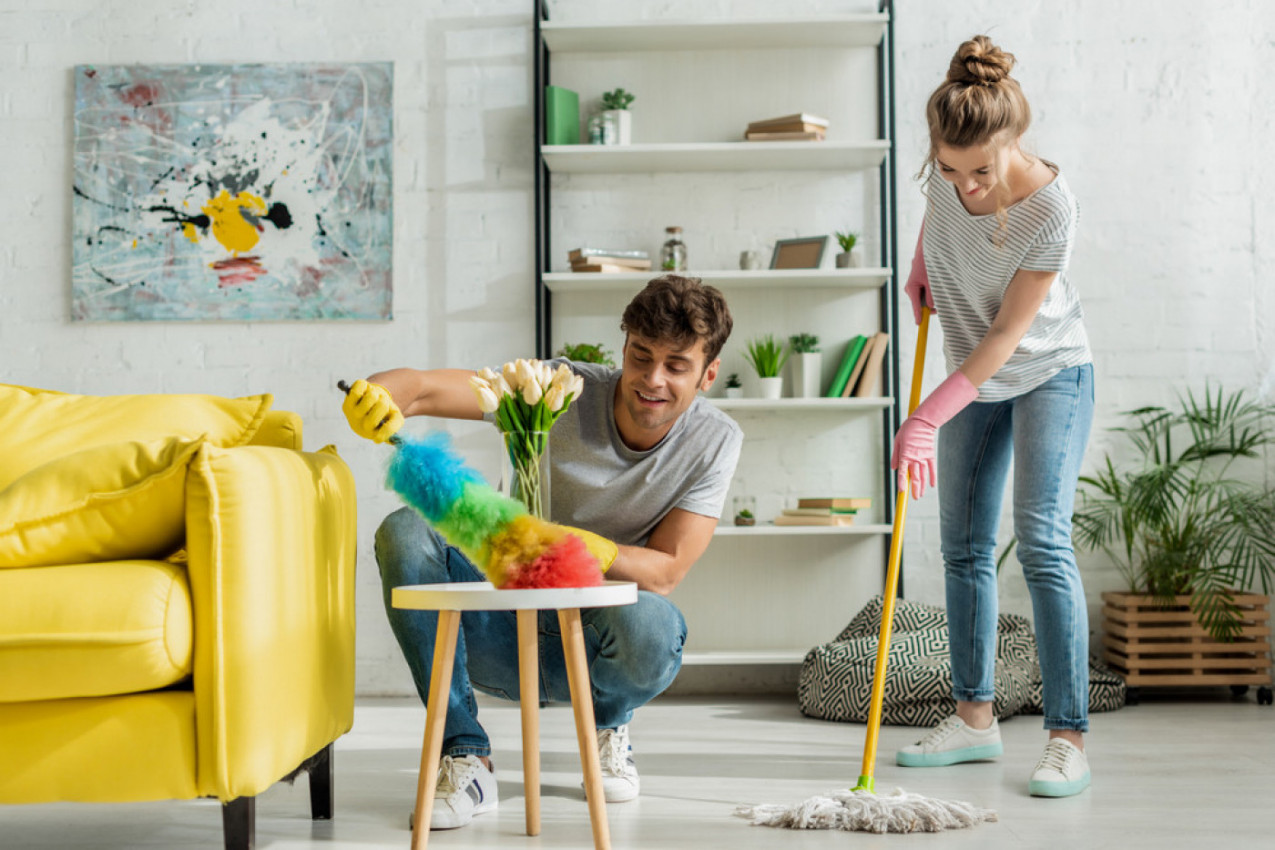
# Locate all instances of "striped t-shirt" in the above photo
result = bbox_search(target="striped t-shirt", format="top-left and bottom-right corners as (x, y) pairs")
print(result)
(922, 163), (1092, 402)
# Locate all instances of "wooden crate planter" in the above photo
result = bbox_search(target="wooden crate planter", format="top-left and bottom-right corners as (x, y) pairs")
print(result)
(1102, 592), (1272, 698)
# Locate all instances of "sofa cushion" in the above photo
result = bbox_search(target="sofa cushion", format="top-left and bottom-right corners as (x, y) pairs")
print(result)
(0, 436), (204, 568)
(0, 560), (194, 702)
(0, 384), (272, 490)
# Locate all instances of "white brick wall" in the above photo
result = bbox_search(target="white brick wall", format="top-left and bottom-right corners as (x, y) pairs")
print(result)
(2, 0), (1271, 695)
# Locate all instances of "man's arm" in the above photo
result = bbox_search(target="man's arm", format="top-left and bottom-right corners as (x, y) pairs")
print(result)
(603, 508), (718, 596)
(367, 367), (485, 421)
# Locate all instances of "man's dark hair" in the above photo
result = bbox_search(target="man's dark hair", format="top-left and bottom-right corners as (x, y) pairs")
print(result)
(620, 274), (733, 365)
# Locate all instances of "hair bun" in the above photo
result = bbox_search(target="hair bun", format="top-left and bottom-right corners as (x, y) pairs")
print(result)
(948, 35), (1015, 86)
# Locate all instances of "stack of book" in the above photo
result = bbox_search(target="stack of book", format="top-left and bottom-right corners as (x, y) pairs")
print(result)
(773, 497), (870, 526)
(569, 248), (652, 274)
(744, 113), (829, 142)
(825, 332), (890, 398)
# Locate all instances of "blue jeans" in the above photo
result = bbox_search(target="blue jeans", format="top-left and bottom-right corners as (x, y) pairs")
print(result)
(938, 364), (1094, 732)
(375, 506), (688, 758)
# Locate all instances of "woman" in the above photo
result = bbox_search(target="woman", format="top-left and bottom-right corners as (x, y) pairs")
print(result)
(891, 35), (1095, 798)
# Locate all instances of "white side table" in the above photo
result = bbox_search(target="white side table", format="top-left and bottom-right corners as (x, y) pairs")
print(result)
(391, 580), (639, 850)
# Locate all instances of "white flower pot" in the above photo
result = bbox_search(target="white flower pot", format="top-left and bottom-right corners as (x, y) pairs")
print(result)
(602, 109), (631, 145)
(790, 351), (822, 398)
(757, 376), (784, 399)
(835, 247), (866, 268)
(724, 387), (744, 399)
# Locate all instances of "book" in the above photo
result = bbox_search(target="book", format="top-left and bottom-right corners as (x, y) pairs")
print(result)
(838, 334), (877, 398)
(782, 507), (858, 517)
(852, 331), (891, 397)
(825, 335), (868, 397)
(747, 112), (830, 130)
(571, 263), (648, 273)
(798, 497), (871, 510)
(569, 247), (649, 261)
(746, 121), (826, 133)
(570, 255), (652, 270)
(744, 130), (826, 142)
(773, 514), (855, 527)
(544, 85), (580, 145)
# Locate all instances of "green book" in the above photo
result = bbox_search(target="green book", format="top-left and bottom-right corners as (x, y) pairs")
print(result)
(544, 85), (580, 145)
(826, 335), (867, 397)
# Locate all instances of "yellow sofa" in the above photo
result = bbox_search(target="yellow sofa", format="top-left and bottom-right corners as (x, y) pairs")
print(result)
(0, 384), (357, 849)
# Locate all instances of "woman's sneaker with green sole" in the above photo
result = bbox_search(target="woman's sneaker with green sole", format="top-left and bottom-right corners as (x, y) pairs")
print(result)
(896, 715), (1004, 767)
(1029, 738), (1090, 797)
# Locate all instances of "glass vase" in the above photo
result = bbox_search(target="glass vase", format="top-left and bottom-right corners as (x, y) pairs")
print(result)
(501, 430), (551, 520)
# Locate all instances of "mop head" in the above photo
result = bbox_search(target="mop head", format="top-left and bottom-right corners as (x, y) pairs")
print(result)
(386, 431), (603, 589)
(736, 787), (997, 834)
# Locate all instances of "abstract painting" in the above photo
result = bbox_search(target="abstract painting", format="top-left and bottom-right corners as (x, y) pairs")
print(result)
(72, 63), (393, 321)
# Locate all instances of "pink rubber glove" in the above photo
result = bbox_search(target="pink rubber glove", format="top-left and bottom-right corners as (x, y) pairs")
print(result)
(903, 224), (936, 326)
(891, 371), (979, 499)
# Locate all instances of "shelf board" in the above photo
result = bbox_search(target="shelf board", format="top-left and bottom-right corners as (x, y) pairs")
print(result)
(543, 268), (891, 294)
(542, 141), (889, 174)
(713, 523), (893, 536)
(541, 15), (889, 52)
(681, 650), (807, 666)
(709, 398), (891, 413)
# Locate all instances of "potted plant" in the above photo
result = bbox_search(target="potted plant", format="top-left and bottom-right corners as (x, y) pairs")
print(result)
(734, 508), (756, 527)
(1073, 385), (1275, 700)
(788, 333), (822, 398)
(743, 334), (789, 399)
(724, 373), (744, 399)
(599, 87), (635, 145)
(834, 230), (864, 268)
(555, 341), (616, 368)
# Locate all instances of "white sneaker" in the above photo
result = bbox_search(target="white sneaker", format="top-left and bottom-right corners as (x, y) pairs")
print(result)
(596, 725), (640, 802)
(427, 755), (498, 830)
(1029, 739), (1090, 797)
(896, 715), (1004, 767)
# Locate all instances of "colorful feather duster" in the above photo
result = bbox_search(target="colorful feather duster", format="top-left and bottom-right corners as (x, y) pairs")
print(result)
(385, 431), (604, 589)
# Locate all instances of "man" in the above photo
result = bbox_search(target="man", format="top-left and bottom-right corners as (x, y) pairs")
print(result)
(342, 274), (742, 831)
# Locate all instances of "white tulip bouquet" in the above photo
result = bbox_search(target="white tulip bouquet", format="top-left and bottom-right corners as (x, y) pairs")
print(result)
(468, 358), (584, 518)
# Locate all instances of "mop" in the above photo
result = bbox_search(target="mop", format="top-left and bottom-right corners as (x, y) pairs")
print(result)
(737, 308), (997, 833)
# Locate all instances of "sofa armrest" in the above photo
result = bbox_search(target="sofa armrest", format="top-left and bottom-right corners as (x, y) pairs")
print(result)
(184, 443), (357, 800)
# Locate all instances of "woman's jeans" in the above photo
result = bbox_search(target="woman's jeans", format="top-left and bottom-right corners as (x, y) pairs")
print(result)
(375, 506), (687, 758)
(938, 364), (1094, 732)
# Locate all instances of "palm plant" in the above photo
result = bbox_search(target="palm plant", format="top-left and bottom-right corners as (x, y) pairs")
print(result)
(743, 335), (790, 378)
(1072, 385), (1275, 641)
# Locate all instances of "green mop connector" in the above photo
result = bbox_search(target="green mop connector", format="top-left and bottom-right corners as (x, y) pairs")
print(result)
(852, 775), (874, 793)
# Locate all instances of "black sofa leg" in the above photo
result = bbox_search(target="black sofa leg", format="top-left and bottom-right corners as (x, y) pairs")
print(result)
(309, 742), (334, 820)
(222, 795), (255, 850)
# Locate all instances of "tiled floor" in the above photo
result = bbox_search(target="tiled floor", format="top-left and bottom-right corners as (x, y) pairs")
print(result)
(3, 690), (1272, 849)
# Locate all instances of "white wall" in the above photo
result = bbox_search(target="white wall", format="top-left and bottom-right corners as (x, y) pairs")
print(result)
(2, 0), (1271, 695)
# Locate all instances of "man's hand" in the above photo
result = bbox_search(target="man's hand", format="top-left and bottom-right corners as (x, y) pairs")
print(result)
(342, 379), (404, 443)
(561, 525), (618, 573)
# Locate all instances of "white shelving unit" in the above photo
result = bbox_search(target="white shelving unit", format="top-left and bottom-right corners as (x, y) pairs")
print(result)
(533, 3), (900, 669)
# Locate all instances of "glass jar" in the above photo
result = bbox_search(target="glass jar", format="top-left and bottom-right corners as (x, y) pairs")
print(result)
(660, 226), (687, 271)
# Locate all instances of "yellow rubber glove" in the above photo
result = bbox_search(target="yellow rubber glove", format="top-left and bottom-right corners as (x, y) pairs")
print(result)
(561, 524), (618, 574)
(342, 379), (404, 444)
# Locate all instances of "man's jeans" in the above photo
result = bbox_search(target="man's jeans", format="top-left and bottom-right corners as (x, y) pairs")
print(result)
(938, 364), (1095, 732)
(375, 506), (687, 757)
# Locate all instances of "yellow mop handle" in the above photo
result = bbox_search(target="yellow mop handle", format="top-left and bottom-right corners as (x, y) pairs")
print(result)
(854, 306), (930, 793)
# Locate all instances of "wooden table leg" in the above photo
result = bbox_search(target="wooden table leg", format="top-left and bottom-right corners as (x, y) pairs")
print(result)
(411, 609), (461, 850)
(558, 608), (611, 850)
(516, 609), (541, 837)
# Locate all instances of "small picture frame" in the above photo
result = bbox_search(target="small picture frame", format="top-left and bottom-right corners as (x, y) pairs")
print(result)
(769, 236), (829, 270)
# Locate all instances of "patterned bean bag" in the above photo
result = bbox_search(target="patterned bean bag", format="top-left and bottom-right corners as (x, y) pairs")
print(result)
(798, 596), (1125, 726)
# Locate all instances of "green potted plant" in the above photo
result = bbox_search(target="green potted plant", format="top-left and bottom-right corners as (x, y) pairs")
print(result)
(555, 341), (616, 368)
(834, 230), (864, 268)
(788, 333), (822, 398)
(599, 87), (635, 145)
(734, 508), (756, 527)
(1073, 385), (1275, 698)
(724, 372), (744, 399)
(743, 334), (790, 399)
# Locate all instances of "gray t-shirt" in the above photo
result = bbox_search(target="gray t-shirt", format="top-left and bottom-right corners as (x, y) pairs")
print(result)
(541, 359), (743, 546)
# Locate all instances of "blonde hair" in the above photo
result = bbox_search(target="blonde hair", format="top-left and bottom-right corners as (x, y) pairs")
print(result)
(922, 36), (1033, 237)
